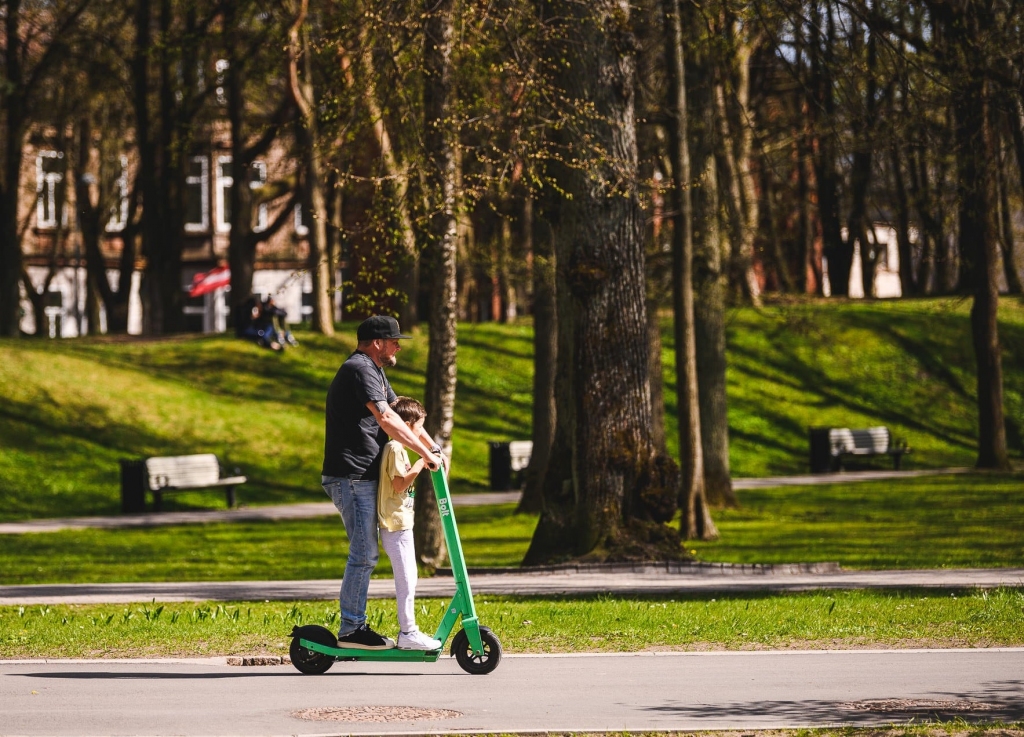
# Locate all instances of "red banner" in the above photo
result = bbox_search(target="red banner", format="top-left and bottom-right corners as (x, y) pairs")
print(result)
(188, 266), (231, 297)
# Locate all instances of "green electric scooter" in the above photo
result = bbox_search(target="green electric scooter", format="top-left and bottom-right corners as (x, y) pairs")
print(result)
(288, 467), (502, 675)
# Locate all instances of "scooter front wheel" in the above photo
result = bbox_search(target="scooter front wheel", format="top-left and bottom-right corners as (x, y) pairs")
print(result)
(451, 626), (502, 675)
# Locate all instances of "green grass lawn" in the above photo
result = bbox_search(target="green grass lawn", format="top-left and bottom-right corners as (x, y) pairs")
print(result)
(1, 298), (1022, 522)
(0, 503), (538, 585)
(688, 472), (1024, 569)
(1, 472), (1021, 585)
(2, 588), (1022, 659)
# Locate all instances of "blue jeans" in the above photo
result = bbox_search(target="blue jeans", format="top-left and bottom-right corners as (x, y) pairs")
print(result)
(323, 475), (379, 636)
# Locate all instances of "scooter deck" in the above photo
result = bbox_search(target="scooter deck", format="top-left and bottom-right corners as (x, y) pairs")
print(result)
(299, 638), (441, 662)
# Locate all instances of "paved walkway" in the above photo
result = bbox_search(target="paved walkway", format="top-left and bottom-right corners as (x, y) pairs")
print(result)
(3, 564), (1021, 605)
(0, 467), (970, 535)
(4, 649), (1022, 735)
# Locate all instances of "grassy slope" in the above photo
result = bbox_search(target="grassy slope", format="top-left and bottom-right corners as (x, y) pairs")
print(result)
(672, 298), (1024, 477)
(0, 298), (1021, 522)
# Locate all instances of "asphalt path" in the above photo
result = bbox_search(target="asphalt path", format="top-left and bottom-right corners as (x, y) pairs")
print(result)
(3, 565), (1022, 606)
(2, 648), (1021, 736)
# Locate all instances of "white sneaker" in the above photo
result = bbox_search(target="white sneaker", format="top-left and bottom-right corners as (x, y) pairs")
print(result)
(397, 629), (442, 651)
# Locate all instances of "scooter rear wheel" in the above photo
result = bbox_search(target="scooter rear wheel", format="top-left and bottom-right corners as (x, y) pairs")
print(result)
(289, 626), (337, 675)
(290, 637), (334, 674)
(451, 626), (502, 675)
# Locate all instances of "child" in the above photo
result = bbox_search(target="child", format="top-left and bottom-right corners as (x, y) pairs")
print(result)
(378, 396), (444, 651)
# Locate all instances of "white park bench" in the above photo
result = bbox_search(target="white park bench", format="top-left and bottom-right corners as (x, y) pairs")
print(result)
(826, 427), (910, 472)
(145, 454), (247, 511)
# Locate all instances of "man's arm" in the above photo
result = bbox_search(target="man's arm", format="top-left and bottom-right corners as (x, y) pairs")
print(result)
(367, 401), (442, 470)
(414, 424), (448, 469)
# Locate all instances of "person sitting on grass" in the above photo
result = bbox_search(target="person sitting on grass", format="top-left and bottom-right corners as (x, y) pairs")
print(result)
(378, 396), (443, 651)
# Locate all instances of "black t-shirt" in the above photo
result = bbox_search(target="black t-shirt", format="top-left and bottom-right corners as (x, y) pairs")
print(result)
(322, 351), (398, 480)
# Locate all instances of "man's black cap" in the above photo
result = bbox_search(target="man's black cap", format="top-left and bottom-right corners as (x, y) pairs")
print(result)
(357, 315), (411, 341)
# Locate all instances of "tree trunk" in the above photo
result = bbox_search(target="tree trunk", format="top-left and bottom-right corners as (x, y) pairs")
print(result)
(0, 3), (27, 337)
(908, 141), (941, 294)
(688, 3), (735, 510)
(665, 0), (717, 540)
(524, 0), (682, 564)
(351, 24), (420, 327)
(287, 0), (335, 336)
(761, 161), (792, 292)
(810, 2), (852, 297)
(713, 21), (761, 308)
(518, 199), (556, 515)
(850, 16), (880, 300)
(226, 3), (257, 334)
(0, 112), (26, 337)
(940, 2), (1010, 470)
(795, 120), (819, 294)
(890, 142), (916, 297)
(415, 0), (459, 569)
(75, 116), (128, 334)
(999, 108), (1024, 293)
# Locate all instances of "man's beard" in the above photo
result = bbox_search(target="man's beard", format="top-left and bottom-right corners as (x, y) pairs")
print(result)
(383, 354), (398, 367)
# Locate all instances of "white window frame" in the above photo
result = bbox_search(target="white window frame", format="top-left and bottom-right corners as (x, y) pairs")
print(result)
(185, 155), (209, 233)
(106, 155), (130, 233)
(215, 155), (233, 233)
(36, 151), (65, 229)
(215, 157), (268, 233)
(251, 161), (268, 233)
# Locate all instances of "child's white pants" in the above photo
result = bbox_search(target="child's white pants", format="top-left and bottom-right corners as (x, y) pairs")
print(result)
(380, 528), (418, 634)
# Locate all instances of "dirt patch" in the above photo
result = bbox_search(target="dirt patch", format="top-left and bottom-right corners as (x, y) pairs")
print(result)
(292, 706), (462, 723)
(840, 699), (995, 713)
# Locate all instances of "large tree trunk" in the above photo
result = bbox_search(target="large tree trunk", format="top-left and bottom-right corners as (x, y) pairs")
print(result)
(0, 112), (25, 337)
(518, 199), (556, 515)
(939, 1), (1010, 470)
(287, 0), (334, 336)
(688, 2), (735, 510)
(415, 0), (459, 569)
(133, 0), (157, 335)
(0, 3), (27, 337)
(226, 2), (257, 334)
(524, 0), (682, 564)
(665, 0), (716, 540)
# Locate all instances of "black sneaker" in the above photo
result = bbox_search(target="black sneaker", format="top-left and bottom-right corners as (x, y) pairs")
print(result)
(337, 624), (396, 650)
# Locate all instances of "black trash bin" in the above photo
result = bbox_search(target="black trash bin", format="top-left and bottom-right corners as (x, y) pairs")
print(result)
(808, 427), (833, 474)
(120, 459), (147, 513)
(488, 441), (512, 491)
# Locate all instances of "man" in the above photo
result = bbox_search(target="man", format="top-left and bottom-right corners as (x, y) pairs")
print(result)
(322, 315), (443, 649)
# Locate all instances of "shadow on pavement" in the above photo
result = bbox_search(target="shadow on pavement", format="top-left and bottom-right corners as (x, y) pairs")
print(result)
(13, 670), (424, 680)
(641, 680), (1024, 725)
